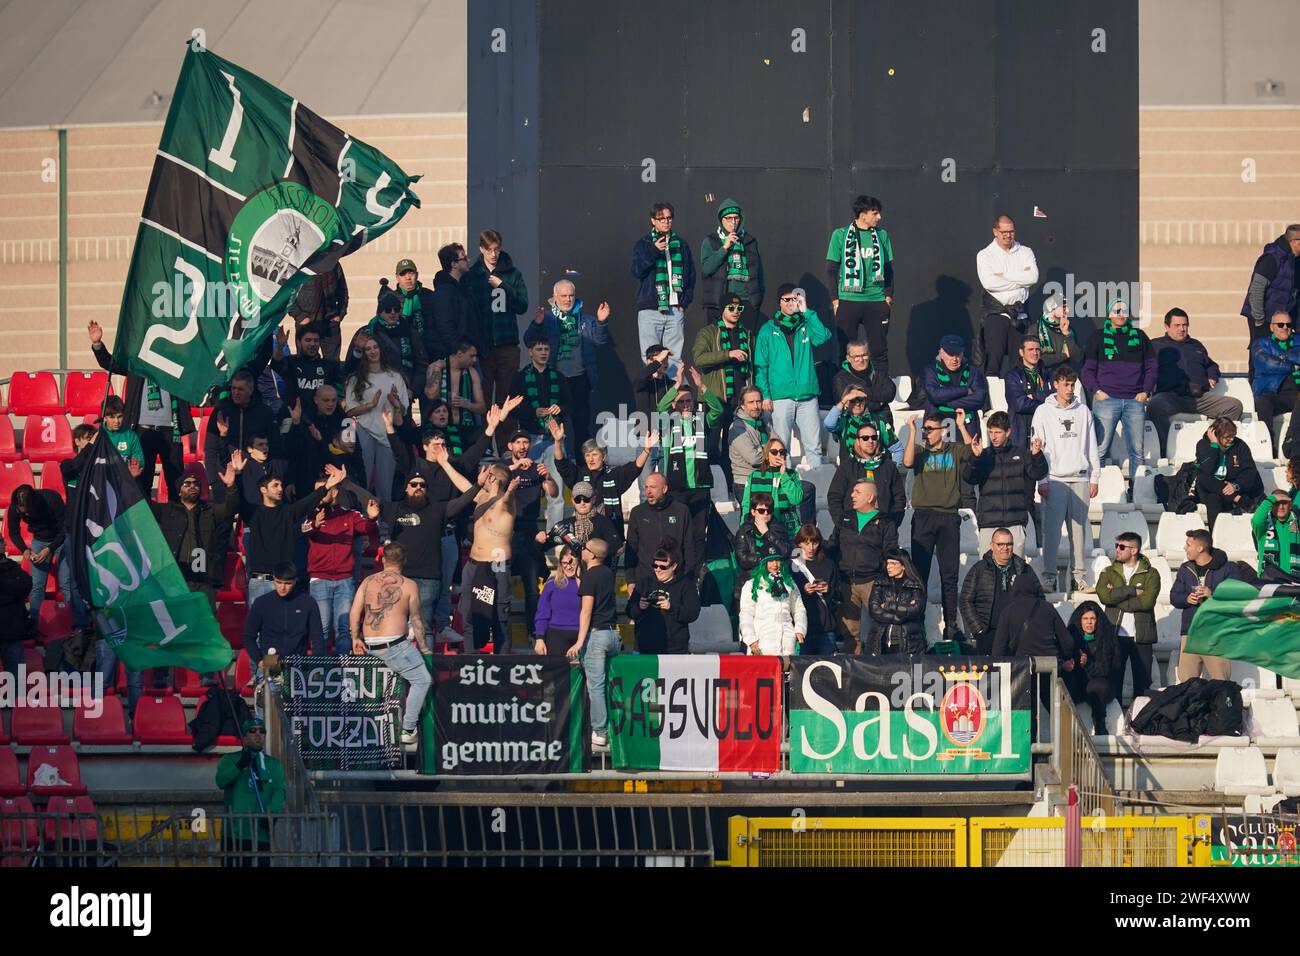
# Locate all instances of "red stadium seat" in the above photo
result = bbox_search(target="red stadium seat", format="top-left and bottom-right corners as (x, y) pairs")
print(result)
(63, 371), (109, 416)
(0, 416), (19, 463)
(21, 414), (73, 463)
(42, 795), (98, 845)
(36, 600), (74, 641)
(0, 460), (35, 508)
(80, 413), (99, 427)
(10, 703), (69, 745)
(22, 645), (43, 676)
(73, 695), (132, 746)
(39, 459), (66, 499)
(218, 554), (246, 602)
(8, 372), (61, 416)
(1, 796), (38, 860)
(186, 414), (212, 464)
(24, 746), (86, 797)
(133, 696), (192, 745)
(155, 476), (169, 502)
(0, 748), (23, 797)
(174, 668), (205, 698)
(217, 601), (247, 649)
(234, 649), (255, 699)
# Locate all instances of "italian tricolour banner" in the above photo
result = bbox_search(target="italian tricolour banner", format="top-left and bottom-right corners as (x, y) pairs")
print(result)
(111, 41), (421, 403)
(608, 655), (782, 772)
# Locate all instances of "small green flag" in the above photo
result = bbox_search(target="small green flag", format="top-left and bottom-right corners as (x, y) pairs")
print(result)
(1185, 578), (1300, 679)
(68, 430), (234, 673)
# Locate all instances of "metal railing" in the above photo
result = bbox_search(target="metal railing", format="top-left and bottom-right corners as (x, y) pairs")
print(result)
(1039, 658), (1117, 816)
(264, 682), (322, 814)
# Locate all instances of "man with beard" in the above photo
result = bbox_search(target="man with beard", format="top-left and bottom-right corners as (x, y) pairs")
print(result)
(152, 460), (242, 610)
(365, 446), (479, 644)
(270, 324), (342, 406)
(462, 464), (521, 652)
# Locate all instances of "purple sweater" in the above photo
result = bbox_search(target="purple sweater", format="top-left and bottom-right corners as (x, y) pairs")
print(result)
(535, 578), (582, 635)
(1081, 326), (1156, 399)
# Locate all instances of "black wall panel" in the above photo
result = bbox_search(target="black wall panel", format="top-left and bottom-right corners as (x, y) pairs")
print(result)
(469, 0), (1138, 419)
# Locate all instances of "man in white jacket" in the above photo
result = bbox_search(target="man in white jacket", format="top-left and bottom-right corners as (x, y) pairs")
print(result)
(975, 214), (1039, 376)
(1030, 365), (1100, 593)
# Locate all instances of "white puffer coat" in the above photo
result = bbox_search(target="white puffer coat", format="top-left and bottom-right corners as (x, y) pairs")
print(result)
(739, 577), (807, 656)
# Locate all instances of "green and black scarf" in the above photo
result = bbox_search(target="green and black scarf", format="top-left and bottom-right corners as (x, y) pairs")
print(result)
(839, 223), (882, 294)
(551, 298), (584, 362)
(443, 420), (466, 457)
(440, 364), (479, 428)
(523, 365), (560, 423)
(1038, 312), (1076, 355)
(1270, 334), (1300, 387)
(839, 359), (896, 446)
(775, 310), (805, 335)
(1101, 320), (1142, 360)
(736, 413), (768, 447)
(1020, 364), (1046, 402)
(750, 559), (795, 602)
(651, 231), (685, 311)
(717, 320), (752, 401)
(1209, 440), (1227, 479)
(144, 380), (181, 432)
(718, 225), (750, 282)
(932, 358), (972, 414)
(748, 469), (797, 535)
(396, 283), (425, 335)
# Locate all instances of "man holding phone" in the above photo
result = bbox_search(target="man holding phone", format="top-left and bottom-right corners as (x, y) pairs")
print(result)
(632, 202), (695, 379)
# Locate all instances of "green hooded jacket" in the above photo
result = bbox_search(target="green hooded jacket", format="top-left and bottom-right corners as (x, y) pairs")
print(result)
(753, 310), (832, 402)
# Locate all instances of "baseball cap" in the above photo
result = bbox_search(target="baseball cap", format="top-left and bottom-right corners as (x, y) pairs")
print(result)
(241, 717), (267, 734)
(395, 258), (417, 275)
(572, 481), (596, 499)
(939, 334), (966, 356)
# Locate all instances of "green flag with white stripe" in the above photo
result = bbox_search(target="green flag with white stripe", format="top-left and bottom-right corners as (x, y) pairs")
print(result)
(1185, 578), (1300, 679)
(111, 41), (422, 403)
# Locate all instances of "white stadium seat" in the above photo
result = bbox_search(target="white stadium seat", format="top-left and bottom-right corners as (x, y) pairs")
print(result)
(1242, 420), (1274, 465)
(1212, 513), (1257, 562)
(1214, 746), (1273, 796)
(1215, 377), (1255, 420)
(1261, 465), (1288, 497)
(1090, 466), (1126, 521)
(804, 464), (837, 508)
(1155, 605), (1182, 648)
(1168, 419), (1210, 463)
(1146, 553), (1174, 600)
(1273, 749), (1300, 797)
(986, 377), (1006, 414)
(1099, 506), (1151, 551)
(1055, 600), (1075, 623)
(959, 508), (979, 555)
(1249, 697), (1300, 747)
(891, 375), (912, 409)
(1232, 660), (1284, 699)
(1156, 511), (1206, 561)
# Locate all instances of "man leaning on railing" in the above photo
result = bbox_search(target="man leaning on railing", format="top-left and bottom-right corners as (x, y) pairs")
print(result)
(215, 716), (285, 867)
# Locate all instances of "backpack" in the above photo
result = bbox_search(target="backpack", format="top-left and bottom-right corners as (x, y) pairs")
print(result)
(1154, 461), (1199, 514)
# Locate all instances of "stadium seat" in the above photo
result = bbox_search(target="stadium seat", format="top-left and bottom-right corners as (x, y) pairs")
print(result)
(1213, 513), (1257, 562)
(24, 745), (86, 797)
(7, 372), (61, 416)
(10, 703), (69, 745)
(1261, 465), (1288, 497)
(73, 695), (132, 745)
(1131, 465), (1170, 520)
(39, 459), (66, 499)
(1055, 600), (1074, 623)
(217, 602), (247, 649)
(890, 375), (911, 408)
(1155, 606), (1181, 647)
(0, 460), (35, 508)
(0, 748), (22, 797)
(815, 509), (835, 538)
(1275, 412), (1292, 455)
(234, 650), (256, 698)
(1273, 749), (1300, 797)
(63, 371), (109, 416)
(1242, 420), (1274, 465)
(0, 796), (38, 860)
(1249, 697), (1300, 746)
(1214, 746), (1272, 796)
(958, 508), (979, 555)
(1168, 419), (1210, 463)
(174, 668), (205, 699)
(1213, 377), (1254, 416)
(1098, 506), (1150, 551)
(42, 795), (99, 845)
(1155, 511), (1207, 561)
(986, 377), (1006, 413)
(36, 600), (74, 640)
(134, 696), (193, 745)
(0, 416), (19, 464)
(21, 414), (73, 463)
(1232, 660), (1284, 699)
(1089, 466), (1126, 521)
(803, 464), (836, 508)
(1146, 553), (1174, 599)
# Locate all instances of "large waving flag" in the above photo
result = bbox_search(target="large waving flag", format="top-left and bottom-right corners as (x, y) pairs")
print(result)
(68, 431), (233, 673)
(111, 41), (422, 403)
(1185, 578), (1300, 679)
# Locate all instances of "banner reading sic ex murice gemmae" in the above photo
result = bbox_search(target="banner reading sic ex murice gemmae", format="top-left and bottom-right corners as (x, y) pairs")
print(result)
(608, 656), (782, 772)
(789, 657), (1032, 774)
(421, 656), (589, 775)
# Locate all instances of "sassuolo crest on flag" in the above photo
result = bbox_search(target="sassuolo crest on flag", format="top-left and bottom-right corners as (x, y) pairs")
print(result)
(110, 41), (422, 403)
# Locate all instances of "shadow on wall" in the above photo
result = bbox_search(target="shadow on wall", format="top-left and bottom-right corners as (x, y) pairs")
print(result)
(906, 275), (974, 378)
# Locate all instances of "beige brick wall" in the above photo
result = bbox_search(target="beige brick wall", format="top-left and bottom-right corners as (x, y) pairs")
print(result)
(0, 114), (466, 383)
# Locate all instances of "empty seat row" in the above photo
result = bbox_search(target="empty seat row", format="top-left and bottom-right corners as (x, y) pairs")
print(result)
(0, 745), (87, 797)
(1, 371), (110, 417)
(2, 696), (195, 746)
(1, 794), (98, 857)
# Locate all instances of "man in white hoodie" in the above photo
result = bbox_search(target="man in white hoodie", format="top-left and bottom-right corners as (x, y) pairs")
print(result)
(1030, 365), (1099, 593)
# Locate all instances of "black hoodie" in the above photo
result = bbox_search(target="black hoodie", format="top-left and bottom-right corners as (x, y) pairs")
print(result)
(1066, 601), (1123, 682)
(992, 574), (1076, 659)
(430, 269), (475, 357)
(1170, 547), (1251, 635)
(625, 493), (694, 575)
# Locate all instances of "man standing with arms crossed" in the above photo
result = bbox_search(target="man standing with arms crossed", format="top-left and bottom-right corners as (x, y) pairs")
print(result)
(350, 542), (431, 747)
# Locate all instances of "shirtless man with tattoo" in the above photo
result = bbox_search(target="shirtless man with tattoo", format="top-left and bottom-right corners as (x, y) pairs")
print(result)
(349, 542), (431, 745)
(461, 463), (521, 652)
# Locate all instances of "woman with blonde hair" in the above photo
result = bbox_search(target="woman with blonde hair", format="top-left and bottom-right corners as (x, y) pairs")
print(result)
(534, 546), (583, 656)
(345, 331), (410, 501)
(740, 437), (805, 537)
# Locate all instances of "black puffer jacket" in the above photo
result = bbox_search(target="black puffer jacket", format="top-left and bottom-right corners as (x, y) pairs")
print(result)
(1066, 601), (1123, 682)
(865, 573), (927, 655)
(832, 510), (899, 583)
(991, 575), (1076, 659)
(826, 454), (906, 527)
(958, 552), (1041, 643)
(734, 518), (792, 583)
(964, 443), (1048, 530)
(625, 494), (695, 575)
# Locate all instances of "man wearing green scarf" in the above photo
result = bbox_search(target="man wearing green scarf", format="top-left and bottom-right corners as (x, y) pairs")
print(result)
(700, 198), (765, 332)
(632, 201), (695, 379)
(1082, 299), (1155, 497)
(693, 290), (754, 487)
(754, 283), (832, 469)
(1249, 312), (1300, 459)
(825, 195), (894, 371)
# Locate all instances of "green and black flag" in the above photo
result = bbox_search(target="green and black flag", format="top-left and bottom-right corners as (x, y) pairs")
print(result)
(68, 430), (233, 673)
(1185, 578), (1300, 679)
(111, 41), (422, 403)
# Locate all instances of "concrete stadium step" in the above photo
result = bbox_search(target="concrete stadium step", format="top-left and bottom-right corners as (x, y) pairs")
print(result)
(1141, 151), (1300, 177)
(1141, 127), (1300, 152)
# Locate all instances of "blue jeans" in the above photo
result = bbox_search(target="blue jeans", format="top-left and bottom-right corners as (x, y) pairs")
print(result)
(1093, 397), (1146, 480)
(637, 308), (686, 378)
(309, 577), (356, 654)
(434, 532), (457, 632)
(770, 398), (823, 468)
(581, 628), (622, 735)
(412, 577), (440, 639)
(801, 632), (838, 656)
(247, 577), (276, 606)
(29, 538), (88, 629)
(94, 641), (144, 717)
(369, 639), (432, 732)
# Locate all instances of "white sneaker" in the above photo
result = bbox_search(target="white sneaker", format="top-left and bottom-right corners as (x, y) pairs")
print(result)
(591, 731), (608, 748)
(401, 728), (418, 746)
(1041, 573), (1059, 594)
(439, 626), (465, 645)
(1073, 578), (1096, 594)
